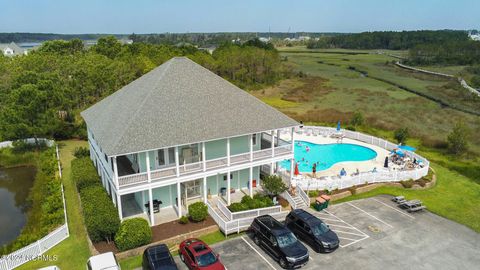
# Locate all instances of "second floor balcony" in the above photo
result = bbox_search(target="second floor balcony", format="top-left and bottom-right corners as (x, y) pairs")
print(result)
(115, 129), (294, 189)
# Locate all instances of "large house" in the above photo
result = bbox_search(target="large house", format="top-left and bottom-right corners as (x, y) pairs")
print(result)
(0, 42), (26, 56)
(81, 57), (298, 226)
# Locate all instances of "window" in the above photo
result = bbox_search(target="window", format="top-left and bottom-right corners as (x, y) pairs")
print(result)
(168, 148), (175, 164)
(223, 173), (233, 181)
(158, 149), (165, 166)
(252, 134), (257, 146)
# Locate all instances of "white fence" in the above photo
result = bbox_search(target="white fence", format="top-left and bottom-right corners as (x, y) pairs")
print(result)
(0, 141), (69, 270)
(216, 199), (282, 220)
(0, 138), (55, 149)
(207, 201), (287, 235)
(287, 126), (430, 192)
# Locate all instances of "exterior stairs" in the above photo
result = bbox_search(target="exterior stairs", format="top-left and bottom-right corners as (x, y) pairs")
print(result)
(291, 193), (308, 209)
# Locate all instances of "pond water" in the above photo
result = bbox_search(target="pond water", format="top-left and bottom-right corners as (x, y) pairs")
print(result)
(0, 166), (36, 246)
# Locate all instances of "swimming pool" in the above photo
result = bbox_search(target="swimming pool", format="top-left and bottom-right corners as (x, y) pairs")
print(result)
(280, 141), (377, 172)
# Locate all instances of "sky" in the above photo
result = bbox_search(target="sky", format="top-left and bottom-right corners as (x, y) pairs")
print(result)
(0, 0), (479, 34)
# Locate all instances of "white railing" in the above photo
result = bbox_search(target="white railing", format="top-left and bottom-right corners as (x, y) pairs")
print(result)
(298, 187), (310, 206)
(206, 202), (227, 233)
(118, 144), (293, 188)
(0, 138), (55, 149)
(216, 199), (282, 220)
(0, 183), (69, 270)
(216, 200), (233, 221)
(290, 126), (430, 192)
(281, 190), (298, 209)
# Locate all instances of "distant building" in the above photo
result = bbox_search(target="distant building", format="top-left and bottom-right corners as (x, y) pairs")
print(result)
(298, 36), (311, 41)
(0, 42), (26, 56)
(469, 33), (480, 41)
(258, 37), (271, 43)
(198, 46), (217, 54)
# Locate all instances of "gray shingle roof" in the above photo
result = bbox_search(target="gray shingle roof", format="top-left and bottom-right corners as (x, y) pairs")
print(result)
(81, 57), (298, 156)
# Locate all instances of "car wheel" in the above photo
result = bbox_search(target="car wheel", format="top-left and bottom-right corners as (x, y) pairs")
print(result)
(253, 235), (261, 245)
(279, 258), (288, 269)
(180, 253), (185, 262)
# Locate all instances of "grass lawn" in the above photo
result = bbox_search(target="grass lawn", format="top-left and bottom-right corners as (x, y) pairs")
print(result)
(17, 140), (91, 270)
(253, 48), (480, 154)
(119, 230), (242, 270)
(334, 163), (480, 232)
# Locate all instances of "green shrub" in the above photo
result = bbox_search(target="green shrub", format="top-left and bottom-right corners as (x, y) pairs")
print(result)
(400, 179), (414, 188)
(114, 218), (152, 251)
(261, 175), (288, 195)
(308, 190), (320, 198)
(73, 146), (90, 158)
(229, 202), (249, 212)
(11, 139), (48, 153)
(80, 185), (120, 243)
(71, 157), (100, 191)
(188, 202), (208, 222)
(348, 186), (357, 195)
(416, 179), (427, 187)
(394, 127), (409, 144)
(179, 216), (189, 224)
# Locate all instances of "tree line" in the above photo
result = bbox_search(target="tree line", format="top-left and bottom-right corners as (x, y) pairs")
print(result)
(0, 37), (292, 142)
(306, 30), (469, 50)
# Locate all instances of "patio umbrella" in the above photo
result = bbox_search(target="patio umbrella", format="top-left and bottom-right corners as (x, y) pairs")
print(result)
(294, 162), (300, 176)
(399, 145), (416, 152)
(384, 156), (389, 168)
(336, 121), (341, 132)
(396, 149), (405, 157)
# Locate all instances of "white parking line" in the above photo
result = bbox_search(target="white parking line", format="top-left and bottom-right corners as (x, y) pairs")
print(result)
(340, 235), (370, 248)
(241, 237), (278, 270)
(346, 202), (394, 228)
(323, 209), (370, 236)
(372, 198), (415, 219)
(327, 223), (363, 230)
(332, 230), (367, 237)
(338, 236), (361, 242)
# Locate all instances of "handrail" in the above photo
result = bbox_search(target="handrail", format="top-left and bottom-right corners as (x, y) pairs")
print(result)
(298, 187), (310, 206)
(281, 190), (297, 209)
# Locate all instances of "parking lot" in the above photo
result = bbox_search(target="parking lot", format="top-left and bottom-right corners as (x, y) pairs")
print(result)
(172, 196), (480, 270)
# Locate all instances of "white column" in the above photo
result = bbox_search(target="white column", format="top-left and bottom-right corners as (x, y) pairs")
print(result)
(227, 138), (231, 166)
(177, 182), (182, 217)
(202, 142), (206, 172)
(249, 134), (253, 161)
(290, 127), (295, 151)
(270, 162), (274, 175)
(146, 152), (151, 182)
(116, 192), (123, 221)
(227, 170), (231, 205)
(148, 188), (154, 225)
(271, 130), (275, 157)
(175, 146), (180, 177)
(203, 176), (207, 203)
(276, 129), (280, 147)
(142, 191), (146, 213)
(290, 158), (294, 183)
(113, 156), (119, 189)
(249, 166), (253, 198)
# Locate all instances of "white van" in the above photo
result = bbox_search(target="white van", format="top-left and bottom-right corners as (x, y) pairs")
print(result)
(86, 252), (120, 270)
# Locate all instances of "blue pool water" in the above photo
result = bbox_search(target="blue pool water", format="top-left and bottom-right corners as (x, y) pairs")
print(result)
(280, 141), (377, 172)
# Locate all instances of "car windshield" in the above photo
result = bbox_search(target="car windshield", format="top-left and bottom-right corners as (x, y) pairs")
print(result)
(311, 222), (330, 237)
(196, 252), (217, 267)
(277, 232), (298, 248)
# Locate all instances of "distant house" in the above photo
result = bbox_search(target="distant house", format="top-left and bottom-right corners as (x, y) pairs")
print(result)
(81, 57), (298, 226)
(0, 42), (26, 56)
(198, 46), (217, 54)
(258, 37), (271, 43)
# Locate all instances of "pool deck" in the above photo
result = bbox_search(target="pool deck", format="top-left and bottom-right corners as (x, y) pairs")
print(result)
(283, 132), (390, 178)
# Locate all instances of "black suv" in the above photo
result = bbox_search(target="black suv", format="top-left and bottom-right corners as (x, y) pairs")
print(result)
(251, 215), (309, 269)
(142, 244), (178, 270)
(285, 209), (339, 253)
